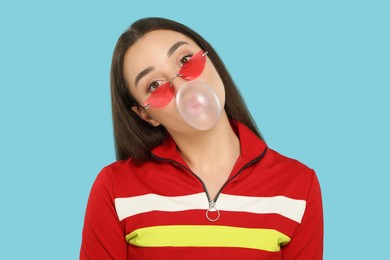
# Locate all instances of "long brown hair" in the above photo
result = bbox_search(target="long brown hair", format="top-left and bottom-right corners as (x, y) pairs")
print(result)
(111, 17), (263, 163)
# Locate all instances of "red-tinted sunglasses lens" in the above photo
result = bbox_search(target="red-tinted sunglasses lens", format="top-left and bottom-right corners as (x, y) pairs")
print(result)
(143, 82), (174, 108)
(180, 50), (207, 80)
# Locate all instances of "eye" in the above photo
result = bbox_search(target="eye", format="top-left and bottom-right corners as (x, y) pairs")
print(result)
(147, 80), (164, 92)
(179, 53), (193, 67)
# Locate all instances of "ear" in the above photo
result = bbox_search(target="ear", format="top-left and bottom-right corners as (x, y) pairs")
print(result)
(131, 105), (161, 127)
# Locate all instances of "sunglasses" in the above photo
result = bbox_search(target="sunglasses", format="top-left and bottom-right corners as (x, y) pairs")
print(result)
(144, 50), (208, 109)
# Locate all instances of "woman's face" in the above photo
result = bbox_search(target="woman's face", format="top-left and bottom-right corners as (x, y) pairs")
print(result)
(123, 30), (225, 134)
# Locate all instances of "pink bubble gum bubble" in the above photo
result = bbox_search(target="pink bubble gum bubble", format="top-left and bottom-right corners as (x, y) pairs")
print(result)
(175, 81), (222, 131)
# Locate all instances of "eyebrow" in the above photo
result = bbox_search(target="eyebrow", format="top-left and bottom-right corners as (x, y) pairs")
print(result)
(167, 41), (189, 57)
(134, 66), (154, 88)
(134, 41), (189, 87)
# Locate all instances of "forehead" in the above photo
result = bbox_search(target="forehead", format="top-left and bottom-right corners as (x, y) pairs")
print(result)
(128, 29), (197, 56)
(123, 30), (198, 81)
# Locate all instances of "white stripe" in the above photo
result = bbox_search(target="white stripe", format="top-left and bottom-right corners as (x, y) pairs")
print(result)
(115, 193), (208, 221)
(217, 194), (306, 223)
(115, 193), (306, 223)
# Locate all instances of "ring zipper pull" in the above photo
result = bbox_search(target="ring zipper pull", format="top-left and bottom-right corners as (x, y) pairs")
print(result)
(206, 200), (220, 222)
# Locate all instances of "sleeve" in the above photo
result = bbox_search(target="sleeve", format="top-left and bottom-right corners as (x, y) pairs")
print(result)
(80, 166), (127, 260)
(282, 170), (324, 259)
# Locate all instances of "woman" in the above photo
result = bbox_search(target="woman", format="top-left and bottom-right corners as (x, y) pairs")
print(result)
(81, 17), (323, 259)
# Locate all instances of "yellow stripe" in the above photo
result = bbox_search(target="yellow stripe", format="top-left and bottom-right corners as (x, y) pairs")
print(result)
(126, 225), (291, 252)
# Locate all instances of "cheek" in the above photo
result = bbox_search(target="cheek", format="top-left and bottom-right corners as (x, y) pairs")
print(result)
(147, 102), (179, 122)
(128, 85), (146, 107)
(202, 62), (226, 106)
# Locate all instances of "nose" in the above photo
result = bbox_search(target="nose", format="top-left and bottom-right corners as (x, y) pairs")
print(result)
(171, 75), (188, 93)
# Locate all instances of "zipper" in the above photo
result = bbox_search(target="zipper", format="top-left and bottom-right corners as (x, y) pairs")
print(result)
(151, 147), (267, 221)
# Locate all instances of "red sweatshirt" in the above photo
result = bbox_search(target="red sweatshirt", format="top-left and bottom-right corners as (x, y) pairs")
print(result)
(81, 121), (323, 259)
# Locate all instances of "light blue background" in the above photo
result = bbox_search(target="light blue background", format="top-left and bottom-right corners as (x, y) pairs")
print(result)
(1, 1), (389, 259)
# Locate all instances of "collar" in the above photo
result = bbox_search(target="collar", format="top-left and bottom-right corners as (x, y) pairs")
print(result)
(151, 121), (267, 169)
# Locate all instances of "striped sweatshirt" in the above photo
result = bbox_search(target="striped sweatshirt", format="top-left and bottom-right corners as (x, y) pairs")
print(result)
(80, 122), (323, 259)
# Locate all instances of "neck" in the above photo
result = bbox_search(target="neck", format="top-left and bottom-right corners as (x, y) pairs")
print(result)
(169, 114), (240, 172)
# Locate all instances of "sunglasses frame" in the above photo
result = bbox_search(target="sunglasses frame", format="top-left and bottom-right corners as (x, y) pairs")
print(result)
(143, 50), (208, 109)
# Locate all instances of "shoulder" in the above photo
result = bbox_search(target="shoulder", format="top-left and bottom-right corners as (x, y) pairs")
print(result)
(95, 158), (144, 184)
(258, 147), (317, 197)
(92, 158), (160, 198)
(89, 159), (137, 194)
(265, 148), (313, 174)
(264, 148), (313, 174)
(103, 158), (139, 174)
